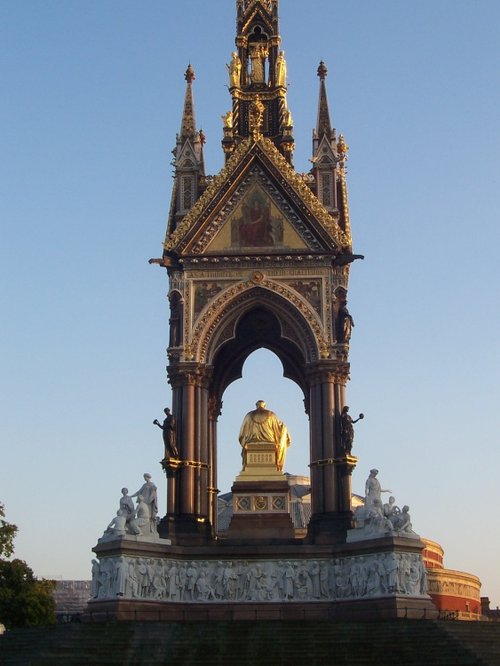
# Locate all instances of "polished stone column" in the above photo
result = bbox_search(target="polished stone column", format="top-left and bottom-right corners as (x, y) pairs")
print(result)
(180, 372), (196, 515)
(306, 360), (355, 543)
(162, 363), (212, 544)
(207, 396), (222, 537)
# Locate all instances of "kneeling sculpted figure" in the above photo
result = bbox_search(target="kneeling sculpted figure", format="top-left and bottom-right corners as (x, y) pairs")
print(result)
(239, 400), (291, 472)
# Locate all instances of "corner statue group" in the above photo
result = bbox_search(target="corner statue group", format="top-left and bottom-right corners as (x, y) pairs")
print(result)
(239, 400), (291, 472)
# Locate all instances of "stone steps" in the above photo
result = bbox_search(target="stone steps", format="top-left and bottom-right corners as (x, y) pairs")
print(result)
(0, 620), (498, 665)
(442, 622), (500, 665)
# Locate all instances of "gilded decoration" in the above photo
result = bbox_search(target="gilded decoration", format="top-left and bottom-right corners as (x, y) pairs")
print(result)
(186, 278), (327, 364)
(179, 266), (346, 357)
(163, 137), (350, 254)
(190, 165), (322, 255)
(164, 139), (252, 252)
(254, 496), (268, 511)
(207, 183), (307, 253)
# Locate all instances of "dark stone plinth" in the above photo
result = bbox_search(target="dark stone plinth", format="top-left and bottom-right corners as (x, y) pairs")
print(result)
(85, 596), (438, 623)
(158, 515), (211, 546)
(225, 512), (296, 540)
(227, 479), (295, 540)
(306, 511), (354, 544)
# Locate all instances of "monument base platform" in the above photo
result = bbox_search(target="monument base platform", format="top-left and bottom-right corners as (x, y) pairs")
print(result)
(88, 534), (436, 622)
(86, 595), (437, 623)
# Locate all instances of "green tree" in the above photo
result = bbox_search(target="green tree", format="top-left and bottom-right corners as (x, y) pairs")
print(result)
(0, 503), (17, 558)
(0, 503), (56, 627)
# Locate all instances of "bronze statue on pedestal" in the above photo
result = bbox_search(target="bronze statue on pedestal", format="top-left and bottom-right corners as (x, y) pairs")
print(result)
(154, 408), (179, 459)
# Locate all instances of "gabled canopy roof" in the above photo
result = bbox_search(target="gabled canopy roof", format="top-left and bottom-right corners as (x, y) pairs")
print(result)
(164, 136), (351, 257)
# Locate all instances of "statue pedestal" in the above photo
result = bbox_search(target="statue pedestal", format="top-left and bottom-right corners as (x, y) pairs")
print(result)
(227, 443), (295, 540)
(234, 442), (285, 482)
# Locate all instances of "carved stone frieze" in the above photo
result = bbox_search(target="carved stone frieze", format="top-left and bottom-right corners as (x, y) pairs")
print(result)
(91, 551), (429, 603)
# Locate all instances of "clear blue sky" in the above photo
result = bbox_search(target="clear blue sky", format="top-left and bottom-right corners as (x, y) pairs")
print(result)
(1, 1), (499, 605)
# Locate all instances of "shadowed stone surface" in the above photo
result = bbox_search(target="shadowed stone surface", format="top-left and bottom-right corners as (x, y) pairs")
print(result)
(1, 620), (500, 665)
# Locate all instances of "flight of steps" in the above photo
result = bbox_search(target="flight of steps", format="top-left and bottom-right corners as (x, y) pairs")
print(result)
(0, 620), (499, 665)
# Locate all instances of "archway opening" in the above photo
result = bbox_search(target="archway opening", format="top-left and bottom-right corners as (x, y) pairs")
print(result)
(216, 348), (310, 496)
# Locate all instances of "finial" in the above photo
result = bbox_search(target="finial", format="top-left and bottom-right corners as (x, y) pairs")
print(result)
(221, 111), (234, 129)
(337, 134), (349, 163)
(185, 64), (195, 83)
(317, 61), (328, 81)
(249, 96), (265, 139)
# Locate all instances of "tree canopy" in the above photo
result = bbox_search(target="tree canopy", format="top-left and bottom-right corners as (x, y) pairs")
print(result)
(0, 503), (17, 559)
(0, 502), (56, 627)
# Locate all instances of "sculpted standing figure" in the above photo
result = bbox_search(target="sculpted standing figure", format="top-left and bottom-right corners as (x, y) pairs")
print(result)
(365, 469), (391, 509)
(227, 51), (242, 88)
(275, 50), (287, 87)
(131, 473), (158, 535)
(337, 302), (354, 342)
(119, 488), (135, 521)
(249, 44), (266, 84)
(154, 408), (179, 459)
(168, 293), (182, 347)
(339, 406), (364, 454)
(239, 400), (291, 472)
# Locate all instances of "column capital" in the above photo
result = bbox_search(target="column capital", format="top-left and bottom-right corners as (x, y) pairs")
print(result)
(208, 396), (222, 420)
(305, 360), (350, 386)
(167, 363), (213, 389)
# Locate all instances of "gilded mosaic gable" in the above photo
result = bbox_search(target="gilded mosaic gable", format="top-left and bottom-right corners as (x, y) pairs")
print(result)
(206, 183), (308, 253)
(165, 139), (350, 256)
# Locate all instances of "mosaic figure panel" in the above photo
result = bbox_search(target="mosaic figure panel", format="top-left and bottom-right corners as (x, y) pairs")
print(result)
(193, 281), (227, 318)
(231, 189), (284, 249)
(285, 279), (322, 315)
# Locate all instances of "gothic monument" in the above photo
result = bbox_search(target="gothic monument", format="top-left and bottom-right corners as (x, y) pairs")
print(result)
(88, 0), (436, 621)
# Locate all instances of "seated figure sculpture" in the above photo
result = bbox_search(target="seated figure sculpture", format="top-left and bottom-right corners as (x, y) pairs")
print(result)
(239, 400), (291, 472)
(350, 470), (418, 541)
(129, 495), (152, 536)
(102, 510), (128, 539)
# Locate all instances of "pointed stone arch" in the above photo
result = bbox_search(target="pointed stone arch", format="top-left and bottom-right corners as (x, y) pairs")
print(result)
(206, 286), (317, 403)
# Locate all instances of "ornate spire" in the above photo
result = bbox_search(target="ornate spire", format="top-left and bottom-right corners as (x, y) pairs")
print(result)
(180, 64), (196, 140)
(166, 65), (205, 237)
(222, 0), (294, 163)
(316, 61), (332, 141)
(311, 61), (340, 214)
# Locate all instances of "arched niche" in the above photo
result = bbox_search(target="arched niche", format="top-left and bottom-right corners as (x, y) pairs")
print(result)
(202, 285), (321, 407)
(215, 347), (310, 497)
